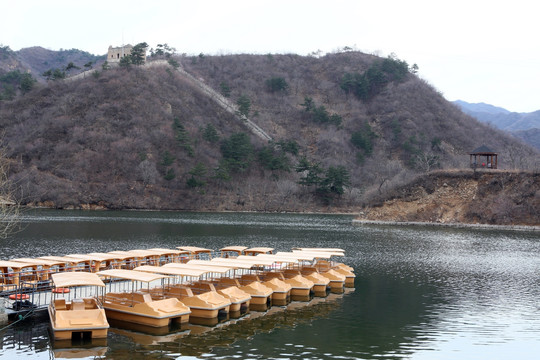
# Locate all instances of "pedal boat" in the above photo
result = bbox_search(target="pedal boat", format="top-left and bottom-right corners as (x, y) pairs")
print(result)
(136, 265), (231, 320)
(48, 272), (109, 341)
(162, 263), (251, 313)
(189, 258), (273, 310)
(219, 246), (248, 258)
(176, 246), (214, 261)
(243, 254), (315, 300)
(96, 269), (191, 327)
(293, 249), (355, 287)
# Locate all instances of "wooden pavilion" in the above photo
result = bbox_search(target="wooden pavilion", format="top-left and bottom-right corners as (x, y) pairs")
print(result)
(470, 145), (498, 169)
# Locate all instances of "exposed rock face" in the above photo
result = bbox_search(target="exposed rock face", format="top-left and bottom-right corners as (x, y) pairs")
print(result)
(357, 170), (540, 226)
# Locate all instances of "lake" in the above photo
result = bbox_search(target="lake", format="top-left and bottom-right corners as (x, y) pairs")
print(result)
(1, 210), (539, 359)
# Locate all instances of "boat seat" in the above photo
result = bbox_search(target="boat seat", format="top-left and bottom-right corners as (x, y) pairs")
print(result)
(54, 298), (67, 310)
(132, 292), (152, 303)
(72, 299), (85, 311)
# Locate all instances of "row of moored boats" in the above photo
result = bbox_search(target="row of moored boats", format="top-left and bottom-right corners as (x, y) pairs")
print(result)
(0, 246), (354, 341)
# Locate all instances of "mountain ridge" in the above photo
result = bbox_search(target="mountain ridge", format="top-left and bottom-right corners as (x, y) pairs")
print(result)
(0, 49), (538, 215)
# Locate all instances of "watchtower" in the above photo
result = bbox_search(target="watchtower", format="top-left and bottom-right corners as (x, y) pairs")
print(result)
(107, 44), (134, 62)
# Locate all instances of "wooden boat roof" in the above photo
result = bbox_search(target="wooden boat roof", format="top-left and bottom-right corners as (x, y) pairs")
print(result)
(0, 260), (40, 269)
(88, 252), (133, 260)
(12, 257), (65, 266)
(107, 250), (143, 258)
(65, 254), (109, 261)
(292, 250), (344, 258)
(292, 248), (345, 256)
(245, 247), (274, 254)
(274, 251), (317, 261)
(97, 269), (169, 282)
(292, 247), (345, 254)
(176, 246), (213, 254)
(211, 257), (276, 267)
(241, 254), (298, 264)
(51, 271), (105, 288)
(135, 265), (207, 277)
(219, 246), (248, 252)
(147, 248), (189, 255)
(125, 249), (162, 257)
(39, 255), (90, 264)
(181, 261), (233, 274)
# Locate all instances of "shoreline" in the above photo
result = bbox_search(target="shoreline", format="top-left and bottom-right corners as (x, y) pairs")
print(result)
(353, 219), (540, 232)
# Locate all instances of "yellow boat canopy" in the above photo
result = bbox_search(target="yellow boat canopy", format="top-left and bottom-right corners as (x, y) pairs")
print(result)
(12, 258), (65, 266)
(89, 252), (134, 261)
(292, 249), (345, 257)
(176, 246), (213, 254)
(292, 247), (345, 254)
(219, 246), (247, 253)
(147, 248), (190, 255)
(244, 247), (274, 254)
(180, 262), (234, 274)
(39, 255), (90, 264)
(240, 254), (298, 264)
(51, 272), (105, 288)
(0, 260), (39, 270)
(136, 265), (207, 277)
(97, 269), (169, 282)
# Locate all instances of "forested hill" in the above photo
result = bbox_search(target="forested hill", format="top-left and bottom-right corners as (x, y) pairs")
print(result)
(0, 50), (537, 212)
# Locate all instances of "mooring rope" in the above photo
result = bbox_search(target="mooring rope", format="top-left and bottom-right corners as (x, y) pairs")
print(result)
(0, 308), (36, 332)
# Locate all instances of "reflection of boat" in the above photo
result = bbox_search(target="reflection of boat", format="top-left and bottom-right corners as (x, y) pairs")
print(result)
(96, 269), (191, 327)
(48, 272), (109, 341)
(52, 345), (108, 359)
(108, 318), (189, 340)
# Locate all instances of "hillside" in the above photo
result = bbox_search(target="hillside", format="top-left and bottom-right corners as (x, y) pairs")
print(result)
(355, 170), (539, 226)
(0, 50), (538, 214)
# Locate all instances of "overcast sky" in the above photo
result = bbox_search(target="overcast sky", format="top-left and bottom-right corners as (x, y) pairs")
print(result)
(2, 0), (538, 112)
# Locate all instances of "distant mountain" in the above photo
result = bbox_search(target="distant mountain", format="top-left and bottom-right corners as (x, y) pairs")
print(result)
(454, 100), (540, 150)
(0, 45), (104, 83)
(453, 100), (540, 131)
(454, 100), (510, 115)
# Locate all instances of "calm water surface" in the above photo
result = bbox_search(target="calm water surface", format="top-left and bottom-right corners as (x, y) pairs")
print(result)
(1, 210), (539, 359)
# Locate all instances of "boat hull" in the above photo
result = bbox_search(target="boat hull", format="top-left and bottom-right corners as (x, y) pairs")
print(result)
(103, 308), (189, 327)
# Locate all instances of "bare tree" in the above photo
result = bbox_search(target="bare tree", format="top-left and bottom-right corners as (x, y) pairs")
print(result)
(0, 140), (20, 238)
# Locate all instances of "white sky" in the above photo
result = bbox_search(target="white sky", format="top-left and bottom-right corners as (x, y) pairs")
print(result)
(2, 0), (538, 112)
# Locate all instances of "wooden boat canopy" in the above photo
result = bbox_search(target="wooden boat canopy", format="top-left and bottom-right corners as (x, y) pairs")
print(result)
(51, 272), (106, 288)
(177, 246), (213, 254)
(292, 249), (345, 257)
(39, 255), (90, 264)
(89, 252), (133, 261)
(274, 252), (317, 261)
(136, 265), (207, 277)
(212, 257), (276, 267)
(219, 246), (248, 252)
(171, 262), (234, 274)
(242, 254), (298, 264)
(147, 248), (189, 255)
(245, 247), (274, 254)
(65, 254), (110, 261)
(97, 269), (169, 282)
(13, 257), (65, 266)
(292, 247), (345, 253)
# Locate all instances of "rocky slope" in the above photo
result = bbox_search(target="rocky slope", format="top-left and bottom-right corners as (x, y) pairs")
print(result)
(356, 170), (540, 226)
